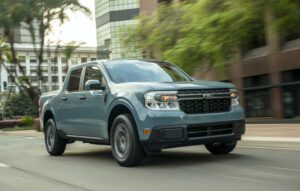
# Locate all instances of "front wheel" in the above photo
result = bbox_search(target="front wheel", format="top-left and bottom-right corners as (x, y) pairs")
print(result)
(205, 141), (237, 155)
(45, 119), (66, 156)
(111, 114), (145, 167)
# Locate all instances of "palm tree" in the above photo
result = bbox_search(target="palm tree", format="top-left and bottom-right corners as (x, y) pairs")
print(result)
(23, 0), (91, 91)
(0, 0), (91, 98)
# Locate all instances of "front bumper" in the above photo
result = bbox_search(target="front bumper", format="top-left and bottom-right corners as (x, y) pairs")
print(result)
(141, 120), (245, 151)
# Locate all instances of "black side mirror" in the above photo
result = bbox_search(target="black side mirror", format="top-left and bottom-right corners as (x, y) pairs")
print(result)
(85, 80), (104, 91)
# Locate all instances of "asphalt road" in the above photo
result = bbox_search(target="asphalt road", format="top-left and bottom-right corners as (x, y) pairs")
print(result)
(0, 134), (299, 191)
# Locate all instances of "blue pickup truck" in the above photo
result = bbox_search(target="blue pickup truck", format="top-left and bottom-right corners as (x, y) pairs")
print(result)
(39, 59), (245, 166)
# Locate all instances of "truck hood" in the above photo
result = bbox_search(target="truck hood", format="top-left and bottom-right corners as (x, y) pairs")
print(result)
(112, 80), (235, 93)
(148, 80), (234, 90)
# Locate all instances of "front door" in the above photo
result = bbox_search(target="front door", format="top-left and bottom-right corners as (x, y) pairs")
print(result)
(78, 65), (108, 139)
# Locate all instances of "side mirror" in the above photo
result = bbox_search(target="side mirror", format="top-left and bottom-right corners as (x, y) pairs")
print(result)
(85, 80), (105, 91)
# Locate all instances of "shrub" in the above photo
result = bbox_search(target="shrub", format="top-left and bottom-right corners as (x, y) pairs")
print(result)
(3, 94), (37, 119)
(20, 116), (34, 126)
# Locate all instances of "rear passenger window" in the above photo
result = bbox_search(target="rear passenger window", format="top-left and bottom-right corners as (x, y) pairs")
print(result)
(67, 68), (82, 92)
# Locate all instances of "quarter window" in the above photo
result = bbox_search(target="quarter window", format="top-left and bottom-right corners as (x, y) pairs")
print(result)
(67, 68), (82, 92)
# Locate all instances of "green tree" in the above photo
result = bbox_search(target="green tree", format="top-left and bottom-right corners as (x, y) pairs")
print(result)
(126, 0), (300, 74)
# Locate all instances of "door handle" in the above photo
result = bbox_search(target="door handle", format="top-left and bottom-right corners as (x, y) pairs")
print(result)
(60, 97), (68, 101)
(78, 96), (86, 100)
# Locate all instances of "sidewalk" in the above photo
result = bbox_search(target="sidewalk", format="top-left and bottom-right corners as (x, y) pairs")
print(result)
(0, 130), (43, 137)
(245, 124), (300, 138)
(0, 124), (299, 140)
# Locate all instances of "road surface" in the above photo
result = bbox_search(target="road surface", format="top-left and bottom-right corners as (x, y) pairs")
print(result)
(0, 134), (299, 191)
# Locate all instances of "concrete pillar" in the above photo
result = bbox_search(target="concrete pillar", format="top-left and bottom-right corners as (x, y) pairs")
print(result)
(58, 57), (63, 90)
(139, 0), (158, 16)
(26, 56), (30, 76)
(47, 59), (52, 92)
(268, 53), (283, 118)
(0, 63), (8, 93)
(265, 7), (283, 118)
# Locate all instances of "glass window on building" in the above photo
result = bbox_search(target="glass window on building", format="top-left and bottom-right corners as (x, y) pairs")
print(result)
(30, 56), (37, 63)
(19, 66), (26, 73)
(42, 76), (48, 83)
(81, 57), (88, 63)
(90, 58), (97, 61)
(51, 66), (58, 74)
(51, 57), (58, 63)
(8, 76), (15, 83)
(30, 66), (37, 73)
(243, 74), (271, 118)
(52, 76), (58, 83)
(18, 56), (26, 63)
(42, 86), (49, 92)
(282, 69), (300, 118)
(30, 76), (37, 82)
(52, 86), (59, 91)
(41, 66), (48, 73)
(61, 57), (67, 64)
(71, 58), (78, 65)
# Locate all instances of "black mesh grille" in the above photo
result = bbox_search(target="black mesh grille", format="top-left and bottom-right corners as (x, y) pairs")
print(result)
(177, 88), (230, 94)
(177, 89), (231, 114)
(187, 124), (233, 138)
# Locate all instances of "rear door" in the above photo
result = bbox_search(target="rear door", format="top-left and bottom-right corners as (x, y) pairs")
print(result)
(56, 67), (84, 136)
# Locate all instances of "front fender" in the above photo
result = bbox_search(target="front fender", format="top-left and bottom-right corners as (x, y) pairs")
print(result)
(107, 98), (144, 139)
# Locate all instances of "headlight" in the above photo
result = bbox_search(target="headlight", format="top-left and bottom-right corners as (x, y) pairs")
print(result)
(144, 91), (180, 110)
(230, 89), (239, 106)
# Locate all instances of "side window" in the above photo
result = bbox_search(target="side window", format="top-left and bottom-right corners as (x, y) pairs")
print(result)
(84, 66), (106, 90)
(67, 68), (82, 92)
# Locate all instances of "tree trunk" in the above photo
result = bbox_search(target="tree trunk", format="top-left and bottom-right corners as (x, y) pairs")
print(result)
(264, 2), (280, 53)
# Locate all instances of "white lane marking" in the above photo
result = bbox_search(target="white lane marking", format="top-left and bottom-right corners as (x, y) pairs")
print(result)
(256, 166), (300, 173)
(238, 145), (300, 151)
(0, 163), (10, 168)
(243, 136), (300, 142)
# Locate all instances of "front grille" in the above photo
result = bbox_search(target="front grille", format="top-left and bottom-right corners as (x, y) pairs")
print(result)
(177, 89), (231, 114)
(187, 124), (233, 138)
(178, 88), (230, 94)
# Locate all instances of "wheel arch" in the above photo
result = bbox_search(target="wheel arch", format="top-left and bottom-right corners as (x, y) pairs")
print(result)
(43, 109), (55, 130)
(107, 100), (140, 141)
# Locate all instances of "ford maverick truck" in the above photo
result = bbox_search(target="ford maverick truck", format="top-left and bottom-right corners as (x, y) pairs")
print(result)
(39, 59), (245, 166)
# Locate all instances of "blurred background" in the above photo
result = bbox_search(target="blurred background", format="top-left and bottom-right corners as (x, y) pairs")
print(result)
(0, 0), (300, 126)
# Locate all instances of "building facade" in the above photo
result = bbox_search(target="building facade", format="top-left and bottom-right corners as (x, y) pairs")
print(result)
(194, 38), (300, 120)
(95, 0), (140, 59)
(0, 44), (97, 93)
(94, 0), (173, 59)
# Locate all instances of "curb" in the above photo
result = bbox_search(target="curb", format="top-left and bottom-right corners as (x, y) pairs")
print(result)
(243, 136), (300, 142)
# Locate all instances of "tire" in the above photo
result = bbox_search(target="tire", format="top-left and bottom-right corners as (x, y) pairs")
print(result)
(110, 114), (145, 167)
(205, 141), (237, 155)
(44, 119), (66, 156)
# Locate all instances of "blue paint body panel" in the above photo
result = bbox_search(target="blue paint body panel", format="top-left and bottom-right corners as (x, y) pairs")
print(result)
(39, 59), (245, 147)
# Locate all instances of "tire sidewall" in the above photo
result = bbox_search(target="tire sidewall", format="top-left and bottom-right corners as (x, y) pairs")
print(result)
(110, 114), (140, 164)
(44, 119), (66, 155)
(45, 119), (56, 153)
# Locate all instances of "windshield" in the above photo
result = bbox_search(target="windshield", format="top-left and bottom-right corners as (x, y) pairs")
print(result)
(104, 60), (191, 83)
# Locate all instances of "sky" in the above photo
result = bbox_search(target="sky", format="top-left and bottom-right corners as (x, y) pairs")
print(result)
(47, 0), (97, 47)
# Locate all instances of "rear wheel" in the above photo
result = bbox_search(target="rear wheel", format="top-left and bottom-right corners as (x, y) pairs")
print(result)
(45, 119), (66, 156)
(205, 141), (237, 155)
(111, 114), (145, 167)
